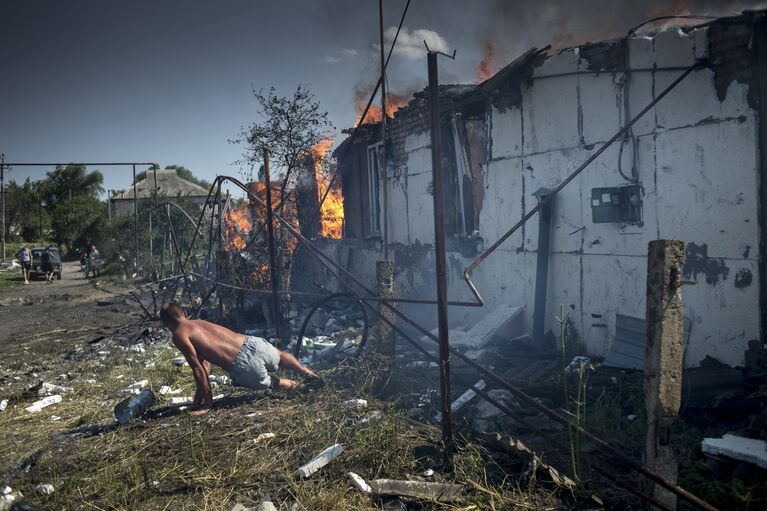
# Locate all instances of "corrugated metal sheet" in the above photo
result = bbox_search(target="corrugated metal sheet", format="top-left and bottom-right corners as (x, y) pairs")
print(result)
(604, 313), (646, 370)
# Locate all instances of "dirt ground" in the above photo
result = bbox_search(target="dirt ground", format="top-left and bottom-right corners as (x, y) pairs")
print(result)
(0, 263), (574, 510)
(0, 261), (141, 346)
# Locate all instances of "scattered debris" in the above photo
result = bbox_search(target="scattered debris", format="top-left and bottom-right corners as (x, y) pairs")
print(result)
(0, 399), (7, 411)
(169, 396), (193, 405)
(158, 385), (182, 395)
(38, 382), (73, 396)
(348, 472), (372, 494)
(25, 395), (62, 414)
(254, 433), (275, 443)
(434, 379), (485, 422)
(114, 389), (156, 424)
(417, 306), (522, 350)
(422, 468), (434, 477)
(702, 434), (767, 469)
(368, 479), (463, 501)
(295, 443), (343, 478)
(483, 432), (577, 489)
(124, 379), (149, 394)
(36, 483), (54, 496)
(343, 398), (368, 408)
(171, 357), (187, 366)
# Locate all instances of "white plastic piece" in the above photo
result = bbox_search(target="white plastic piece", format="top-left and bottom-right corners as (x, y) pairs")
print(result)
(169, 396), (193, 405)
(254, 433), (275, 443)
(0, 399), (7, 412)
(36, 483), (54, 496)
(126, 380), (149, 391)
(348, 472), (372, 494)
(25, 395), (62, 413)
(295, 443), (343, 478)
(343, 398), (368, 409)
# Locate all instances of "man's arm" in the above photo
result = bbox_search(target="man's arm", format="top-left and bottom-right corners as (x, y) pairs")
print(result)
(172, 332), (213, 413)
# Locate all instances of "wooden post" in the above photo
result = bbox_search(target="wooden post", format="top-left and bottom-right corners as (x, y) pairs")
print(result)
(644, 239), (686, 510)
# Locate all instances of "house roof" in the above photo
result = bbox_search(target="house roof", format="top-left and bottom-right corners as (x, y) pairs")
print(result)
(112, 168), (208, 200)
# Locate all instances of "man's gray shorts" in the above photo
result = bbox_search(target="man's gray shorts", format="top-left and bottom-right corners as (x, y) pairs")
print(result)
(228, 336), (280, 390)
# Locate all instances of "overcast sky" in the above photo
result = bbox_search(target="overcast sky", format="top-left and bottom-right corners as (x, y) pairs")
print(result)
(1, 0), (764, 196)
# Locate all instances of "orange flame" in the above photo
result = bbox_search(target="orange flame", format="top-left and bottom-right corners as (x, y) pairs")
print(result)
(312, 139), (344, 239)
(223, 206), (252, 251)
(353, 82), (410, 126)
(477, 41), (496, 83)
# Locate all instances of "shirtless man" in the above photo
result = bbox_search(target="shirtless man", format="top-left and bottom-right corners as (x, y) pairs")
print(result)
(159, 302), (319, 415)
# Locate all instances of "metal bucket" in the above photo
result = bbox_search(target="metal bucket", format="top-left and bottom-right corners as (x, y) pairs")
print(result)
(114, 388), (156, 424)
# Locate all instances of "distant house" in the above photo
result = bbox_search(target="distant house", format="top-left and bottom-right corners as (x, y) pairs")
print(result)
(111, 168), (209, 216)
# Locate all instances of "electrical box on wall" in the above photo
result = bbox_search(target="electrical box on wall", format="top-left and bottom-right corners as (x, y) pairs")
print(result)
(591, 185), (643, 225)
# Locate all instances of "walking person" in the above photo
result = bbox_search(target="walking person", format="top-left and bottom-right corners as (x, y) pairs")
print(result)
(159, 302), (321, 415)
(88, 243), (100, 278)
(41, 247), (55, 284)
(16, 245), (31, 284)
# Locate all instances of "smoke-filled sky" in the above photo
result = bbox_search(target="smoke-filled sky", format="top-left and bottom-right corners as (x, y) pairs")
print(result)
(1, 0), (764, 196)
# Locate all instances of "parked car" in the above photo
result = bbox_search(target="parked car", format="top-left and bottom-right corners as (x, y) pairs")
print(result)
(31, 247), (63, 280)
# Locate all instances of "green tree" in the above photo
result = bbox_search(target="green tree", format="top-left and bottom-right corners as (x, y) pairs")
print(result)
(38, 164), (103, 208)
(50, 194), (106, 251)
(232, 85), (333, 185)
(3, 178), (40, 240)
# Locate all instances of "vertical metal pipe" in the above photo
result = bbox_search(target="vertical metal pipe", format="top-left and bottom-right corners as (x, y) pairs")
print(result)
(132, 164), (139, 269)
(263, 149), (284, 344)
(532, 188), (553, 340)
(379, 0), (389, 259)
(428, 51), (454, 467)
(0, 154), (5, 262)
(148, 211), (153, 271)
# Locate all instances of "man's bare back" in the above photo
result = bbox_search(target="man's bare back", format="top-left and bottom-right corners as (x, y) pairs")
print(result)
(174, 319), (245, 370)
(159, 302), (320, 415)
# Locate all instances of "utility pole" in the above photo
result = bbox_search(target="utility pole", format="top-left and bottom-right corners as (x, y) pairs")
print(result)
(428, 50), (454, 468)
(379, 0), (388, 259)
(0, 153), (5, 262)
(132, 164), (139, 269)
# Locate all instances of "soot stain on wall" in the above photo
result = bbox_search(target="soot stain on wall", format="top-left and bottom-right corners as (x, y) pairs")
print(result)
(683, 242), (730, 285)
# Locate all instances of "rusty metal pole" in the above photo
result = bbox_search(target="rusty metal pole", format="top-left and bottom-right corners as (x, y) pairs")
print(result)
(263, 148), (284, 345)
(428, 50), (454, 468)
(132, 164), (139, 269)
(644, 240), (686, 510)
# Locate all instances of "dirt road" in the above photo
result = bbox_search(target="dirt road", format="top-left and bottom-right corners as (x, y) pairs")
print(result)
(0, 261), (140, 347)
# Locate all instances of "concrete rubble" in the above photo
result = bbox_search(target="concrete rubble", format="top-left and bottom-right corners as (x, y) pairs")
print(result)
(295, 443), (343, 478)
(702, 434), (767, 469)
(36, 483), (54, 496)
(25, 395), (62, 414)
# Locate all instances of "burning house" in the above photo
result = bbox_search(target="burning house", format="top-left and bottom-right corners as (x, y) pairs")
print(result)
(303, 11), (767, 369)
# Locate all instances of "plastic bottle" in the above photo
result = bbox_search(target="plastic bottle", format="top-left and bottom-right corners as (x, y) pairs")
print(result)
(114, 389), (156, 424)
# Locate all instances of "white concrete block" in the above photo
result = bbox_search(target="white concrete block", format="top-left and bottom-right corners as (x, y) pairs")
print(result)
(654, 28), (696, 68)
(533, 48), (581, 77)
(580, 74), (622, 145)
(295, 443), (343, 478)
(523, 76), (580, 154)
(702, 434), (767, 469)
(693, 27), (709, 60)
(489, 105), (523, 159)
(655, 120), (758, 260)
